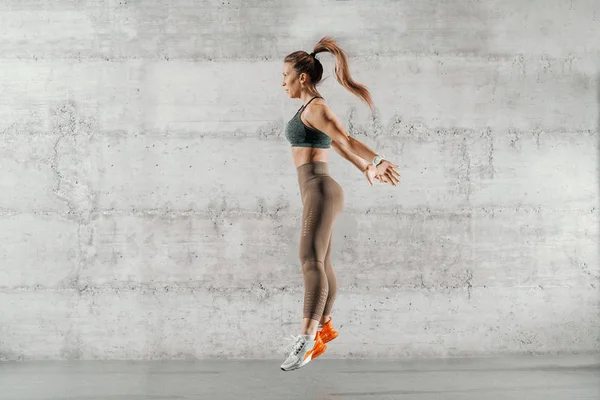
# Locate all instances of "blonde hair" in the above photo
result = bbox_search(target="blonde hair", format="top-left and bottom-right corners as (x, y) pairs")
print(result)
(284, 36), (374, 111)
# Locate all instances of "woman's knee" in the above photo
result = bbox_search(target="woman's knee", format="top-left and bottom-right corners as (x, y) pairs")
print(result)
(301, 259), (325, 273)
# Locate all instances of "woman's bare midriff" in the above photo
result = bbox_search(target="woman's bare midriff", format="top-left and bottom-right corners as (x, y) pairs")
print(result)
(291, 147), (330, 168)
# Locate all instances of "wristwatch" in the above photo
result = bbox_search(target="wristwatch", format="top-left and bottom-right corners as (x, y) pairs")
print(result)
(372, 154), (385, 167)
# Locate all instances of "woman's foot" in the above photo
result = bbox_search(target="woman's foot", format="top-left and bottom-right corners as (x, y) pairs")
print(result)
(280, 331), (327, 371)
(319, 317), (339, 343)
(311, 318), (338, 359)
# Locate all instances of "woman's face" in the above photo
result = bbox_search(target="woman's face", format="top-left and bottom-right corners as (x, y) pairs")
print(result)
(282, 62), (303, 99)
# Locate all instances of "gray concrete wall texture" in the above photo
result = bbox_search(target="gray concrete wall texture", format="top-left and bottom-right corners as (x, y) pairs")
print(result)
(0, 0), (598, 360)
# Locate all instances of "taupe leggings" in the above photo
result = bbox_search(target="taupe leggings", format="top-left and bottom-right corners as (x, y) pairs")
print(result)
(297, 161), (344, 321)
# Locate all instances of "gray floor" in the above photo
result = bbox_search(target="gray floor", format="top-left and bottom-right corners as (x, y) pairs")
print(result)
(1, 354), (599, 400)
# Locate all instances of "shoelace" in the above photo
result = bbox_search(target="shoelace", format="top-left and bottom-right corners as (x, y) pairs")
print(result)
(280, 334), (306, 356)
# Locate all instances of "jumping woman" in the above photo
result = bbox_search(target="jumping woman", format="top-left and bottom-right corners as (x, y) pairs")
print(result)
(279, 36), (401, 371)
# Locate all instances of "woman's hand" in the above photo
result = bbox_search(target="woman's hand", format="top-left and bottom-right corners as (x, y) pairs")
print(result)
(376, 160), (401, 186)
(363, 164), (379, 186)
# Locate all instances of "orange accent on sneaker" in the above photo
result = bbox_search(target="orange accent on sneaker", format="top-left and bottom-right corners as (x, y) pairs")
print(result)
(319, 318), (339, 344)
(303, 349), (313, 361)
(311, 331), (328, 360)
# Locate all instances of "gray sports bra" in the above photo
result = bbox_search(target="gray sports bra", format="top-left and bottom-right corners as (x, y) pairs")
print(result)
(284, 96), (332, 149)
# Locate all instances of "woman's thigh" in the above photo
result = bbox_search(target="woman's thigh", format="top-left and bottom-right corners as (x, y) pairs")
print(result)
(299, 177), (342, 262)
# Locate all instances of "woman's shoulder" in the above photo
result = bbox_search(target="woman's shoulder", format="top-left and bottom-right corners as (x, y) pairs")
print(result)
(302, 99), (341, 130)
(304, 99), (335, 121)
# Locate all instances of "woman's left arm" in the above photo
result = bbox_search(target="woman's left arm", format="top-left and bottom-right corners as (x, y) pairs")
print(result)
(330, 140), (371, 173)
(307, 105), (401, 186)
(308, 105), (378, 161)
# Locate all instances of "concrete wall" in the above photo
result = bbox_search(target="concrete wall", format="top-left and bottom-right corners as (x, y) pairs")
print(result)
(0, 0), (598, 360)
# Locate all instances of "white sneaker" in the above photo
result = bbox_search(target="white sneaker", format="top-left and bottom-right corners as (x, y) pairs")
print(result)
(280, 333), (322, 371)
